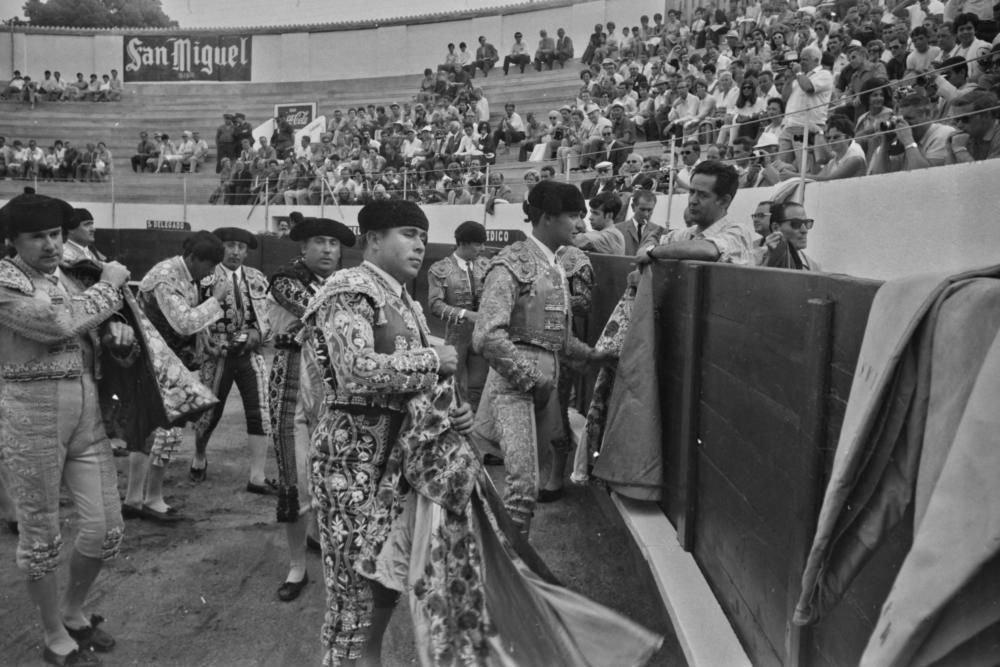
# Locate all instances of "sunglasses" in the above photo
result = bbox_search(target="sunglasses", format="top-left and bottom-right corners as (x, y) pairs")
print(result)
(597, 168), (611, 173)
(776, 218), (814, 230)
(680, 150), (694, 155)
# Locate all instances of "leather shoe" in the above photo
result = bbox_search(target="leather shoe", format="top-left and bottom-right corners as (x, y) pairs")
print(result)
(189, 461), (207, 483)
(277, 571), (309, 602)
(537, 488), (564, 503)
(121, 504), (143, 520)
(42, 647), (101, 667)
(483, 454), (504, 466)
(65, 614), (115, 652)
(139, 505), (184, 523)
(246, 479), (278, 495)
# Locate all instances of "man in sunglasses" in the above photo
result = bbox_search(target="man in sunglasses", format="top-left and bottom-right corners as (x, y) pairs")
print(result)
(762, 201), (821, 271)
(951, 90), (1000, 161)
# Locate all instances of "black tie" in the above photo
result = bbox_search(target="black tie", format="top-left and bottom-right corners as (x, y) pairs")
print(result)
(231, 271), (245, 327)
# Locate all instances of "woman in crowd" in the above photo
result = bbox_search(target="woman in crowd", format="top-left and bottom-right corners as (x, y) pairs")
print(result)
(93, 142), (113, 181)
(474, 120), (497, 163)
(556, 108), (586, 173)
(726, 76), (766, 144)
(854, 78), (893, 157)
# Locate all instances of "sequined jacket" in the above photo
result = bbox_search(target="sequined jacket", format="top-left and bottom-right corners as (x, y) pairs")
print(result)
(199, 264), (271, 348)
(0, 257), (123, 382)
(427, 254), (490, 337)
(303, 263), (440, 413)
(473, 240), (593, 392)
(267, 258), (324, 350)
(138, 256), (224, 369)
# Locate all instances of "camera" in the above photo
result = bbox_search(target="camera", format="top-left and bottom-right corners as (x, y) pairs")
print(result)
(878, 118), (896, 132)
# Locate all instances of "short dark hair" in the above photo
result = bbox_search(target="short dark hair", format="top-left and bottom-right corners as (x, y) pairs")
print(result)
(589, 192), (622, 216)
(826, 114), (856, 138)
(941, 55), (968, 76)
(953, 89), (999, 114)
(953, 12), (978, 31)
(766, 96), (786, 112)
(182, 231), (225, 263)
(769, 201), (804, 225)
(691, 160), (739, 201)
(911, 26), (929, 38)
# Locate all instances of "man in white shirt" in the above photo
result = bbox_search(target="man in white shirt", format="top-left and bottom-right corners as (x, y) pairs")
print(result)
(502, 31), (531, 74)
(905, 26), (943, 77)
(493, 103), (526, 153)
(779, 45), (834, 155)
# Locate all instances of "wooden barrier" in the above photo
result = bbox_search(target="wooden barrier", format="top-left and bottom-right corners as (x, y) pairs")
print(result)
(580, 260), (910, 667)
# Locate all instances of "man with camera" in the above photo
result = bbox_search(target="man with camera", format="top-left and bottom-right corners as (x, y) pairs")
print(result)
(869, 92), (959, 172)
(779, 45), (835, 156)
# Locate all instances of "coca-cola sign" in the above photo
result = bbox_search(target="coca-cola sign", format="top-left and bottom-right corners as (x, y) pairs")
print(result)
(123, 34), (252, 82)
(274, 103), (316, 130)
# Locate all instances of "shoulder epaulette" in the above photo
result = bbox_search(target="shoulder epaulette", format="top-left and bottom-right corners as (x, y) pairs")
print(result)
(558, 246), (592, 277)
(0, 259), (33, 295)
(489, 241), (538, 283)
(303, 266), (387, 322)
(428, 257), (453, 280)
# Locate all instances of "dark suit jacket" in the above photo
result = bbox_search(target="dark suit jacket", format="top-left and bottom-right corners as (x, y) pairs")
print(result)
(615, 218), (665, 256)
(579, 178), (619, 200)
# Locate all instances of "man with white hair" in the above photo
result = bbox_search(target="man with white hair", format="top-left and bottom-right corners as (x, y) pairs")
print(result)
(779, 44), (834, 156)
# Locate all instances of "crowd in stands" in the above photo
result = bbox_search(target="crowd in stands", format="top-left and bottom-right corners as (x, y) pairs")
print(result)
(1, 69), (123, 108)
(130, 130), (211, 174)
(0, 136), (113, 181)
(205, 1), (999, 208)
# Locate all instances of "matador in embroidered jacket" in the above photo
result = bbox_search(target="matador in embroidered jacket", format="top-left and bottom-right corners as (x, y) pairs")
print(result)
(190, 228), (272, 491)
(472, 181), (600, 534)
(426, 220), (490, 410)
(0, 193), (139, 663)
(302, 200), (447, 667)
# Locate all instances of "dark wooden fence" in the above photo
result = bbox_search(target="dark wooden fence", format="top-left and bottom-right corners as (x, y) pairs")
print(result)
(582, 258), (912, 667)
(99, 231), (911, 666)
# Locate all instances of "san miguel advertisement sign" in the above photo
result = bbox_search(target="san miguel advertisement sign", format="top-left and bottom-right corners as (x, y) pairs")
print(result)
(124, 34), (252, 82)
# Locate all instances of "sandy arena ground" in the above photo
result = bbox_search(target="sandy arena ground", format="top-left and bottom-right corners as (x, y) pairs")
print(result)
(1, 390), (684, 666)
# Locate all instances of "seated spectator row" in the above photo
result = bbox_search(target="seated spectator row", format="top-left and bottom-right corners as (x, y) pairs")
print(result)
(1, 69), (123, 107)
(131, 130), (211, 173)
(0, 136), (112, 181)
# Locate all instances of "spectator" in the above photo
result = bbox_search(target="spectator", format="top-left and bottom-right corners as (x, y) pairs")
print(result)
(457, 42), (475, 78)
(636, 160), (755, 265)
(191, 131), (209, 171)
(616, 189), (662, 255)
(932, 56), (979, 116)
(579, 160), (619, 198)
(440, 43), (460, 74)
(762, 201), (821, 270)
(474, 36), (499, 77)
(75, 142), (97, 181)
(869, 93), (959, 172)
(534, 30), (557, 71)
(57, 140), (78, 180)
(131, 131), (157, 173)
(556, 108), (587, 172)
(886, 35), (910, 81)
(951, 90), (1000, 160)
(575, 192), (626, 254)
(905, 26), (943, 78)
(22, 139), (44, 179)
(503, 32), (531, 75)
(750, 199), (772, 264)
(810, 115), (868, 180)
(844, 45), (888, 116)
(173, 131), (196, 173)
(210, 158), (232, 204)
(84, 73), (101, 101)
(949, 13), (991, 80)
(555, 28), (574, 67)
(493, 103), (526, 154)
(2, 70), (24, 99)
(93, 141), (113, 181)
(108, 69), (122, 101)
(780, 45), (835, 155)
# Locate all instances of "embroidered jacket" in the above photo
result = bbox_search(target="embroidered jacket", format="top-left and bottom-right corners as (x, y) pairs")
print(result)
(199, 264), (271, 346)
(303, 263), (440, 412)
(427, 253), (490, 336)
(267, 258), (324, 349)
(0, 257), (123, 382)
(138, 256), (223, 368)
(61, 241), (107, 266)
(473, 240), (593, 392)
(556, 246), (594, 320)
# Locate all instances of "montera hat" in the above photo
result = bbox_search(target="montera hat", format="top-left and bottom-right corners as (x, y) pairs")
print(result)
(65, 207), (94, 231)
(454, 220), (487, 244)
(526, 180), (586, 217)
(213, 226), (259, 249)
(357, 200), (429, 234)
(289, 217), (357, 246)
(0, 193), (74, 240)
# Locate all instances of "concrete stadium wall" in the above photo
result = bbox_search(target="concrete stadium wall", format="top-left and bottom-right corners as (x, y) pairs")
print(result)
(39, 156), (999, 282)
(0, 0), (664, 81)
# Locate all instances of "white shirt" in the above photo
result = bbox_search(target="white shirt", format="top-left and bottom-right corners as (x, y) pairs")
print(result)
(783, 65), (834, 130)
(527, 233), (559, 269)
